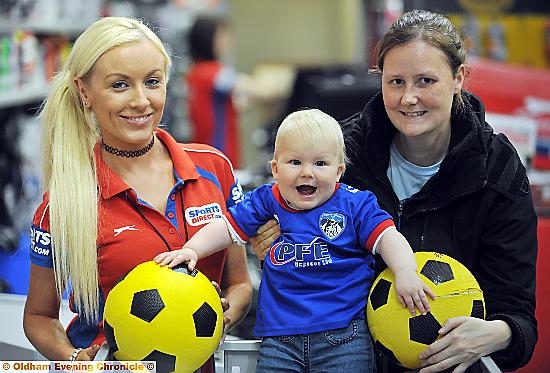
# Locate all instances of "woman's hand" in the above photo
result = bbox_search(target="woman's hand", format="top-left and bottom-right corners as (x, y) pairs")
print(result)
(249, 219), (281, 260)
(418, 317), (512, 373)
(75, 344), (102, 361)
(212, 281), (230, 344)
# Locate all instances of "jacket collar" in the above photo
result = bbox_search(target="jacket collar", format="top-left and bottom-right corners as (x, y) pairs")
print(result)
(359, 91), (491, 203)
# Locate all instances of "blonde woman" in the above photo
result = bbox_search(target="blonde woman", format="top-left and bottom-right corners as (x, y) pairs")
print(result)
(23, 17), (252, 370)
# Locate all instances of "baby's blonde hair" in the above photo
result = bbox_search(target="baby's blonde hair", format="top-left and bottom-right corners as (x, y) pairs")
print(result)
(274, 109), (348, 165)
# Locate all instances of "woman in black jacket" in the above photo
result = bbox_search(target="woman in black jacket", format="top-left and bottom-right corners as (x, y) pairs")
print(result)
(251, 9), (537, 372)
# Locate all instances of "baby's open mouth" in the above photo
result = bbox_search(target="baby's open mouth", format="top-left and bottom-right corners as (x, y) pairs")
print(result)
(297, 185), (316, 195)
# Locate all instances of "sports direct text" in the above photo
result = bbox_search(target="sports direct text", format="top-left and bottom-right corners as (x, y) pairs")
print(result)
(1, 361), (156, 372)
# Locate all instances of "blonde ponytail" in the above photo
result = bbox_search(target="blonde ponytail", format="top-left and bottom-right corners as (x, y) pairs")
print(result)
(40, 68), (100, 321)
(38, 16), (171, 321)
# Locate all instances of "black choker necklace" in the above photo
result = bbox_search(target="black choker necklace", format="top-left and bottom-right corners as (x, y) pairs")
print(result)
(102, 136), (155, 158)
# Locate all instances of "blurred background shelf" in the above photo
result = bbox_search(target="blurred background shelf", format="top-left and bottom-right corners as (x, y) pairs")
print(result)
(0, 87), (48, 109)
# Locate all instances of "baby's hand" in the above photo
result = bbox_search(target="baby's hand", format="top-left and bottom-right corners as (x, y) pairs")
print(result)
(153, 248), (198, 270)
(393, 269), (436, 316)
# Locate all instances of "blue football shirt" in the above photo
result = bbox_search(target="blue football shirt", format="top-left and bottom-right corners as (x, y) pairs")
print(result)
(226, 183), (394, 337)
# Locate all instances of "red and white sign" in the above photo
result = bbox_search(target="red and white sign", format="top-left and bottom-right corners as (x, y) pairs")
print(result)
(466, 57), (550, 168)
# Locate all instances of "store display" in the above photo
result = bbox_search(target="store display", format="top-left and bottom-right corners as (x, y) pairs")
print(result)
(0, 0), (101, 108)
(0, 0), (101, 293)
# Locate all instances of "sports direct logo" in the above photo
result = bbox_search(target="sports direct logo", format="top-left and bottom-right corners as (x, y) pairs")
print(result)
(230, 182), (244, 205)
(185, 203), (223, 226)
(30, 226), (51, 256)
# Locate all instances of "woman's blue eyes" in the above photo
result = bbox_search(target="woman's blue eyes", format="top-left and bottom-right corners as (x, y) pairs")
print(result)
(112, 81), (128, 89)
(146, 78), (161, 86)
(111, 78), (161, 89)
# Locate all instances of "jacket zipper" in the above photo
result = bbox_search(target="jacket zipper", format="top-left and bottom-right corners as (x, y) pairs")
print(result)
(395, 201), (403, 230)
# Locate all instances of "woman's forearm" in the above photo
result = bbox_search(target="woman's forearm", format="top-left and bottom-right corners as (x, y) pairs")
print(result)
(23, 313), (75, 361)
(221, 244), (253, 332)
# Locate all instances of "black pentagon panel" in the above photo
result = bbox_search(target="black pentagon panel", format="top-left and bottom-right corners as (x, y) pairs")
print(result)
(103, 319), (118, 353)
(193, 302), (217, 337)
(370, 278), (392, 311)
(131, 289), (165, 323)
(420, 260), (454, 285)
(375, 340), (402, 367)
(144, 350), (176, 373)
(409, 313), (442, 345)
(172, 264), (198, 277)
(471, 299), (485, 319)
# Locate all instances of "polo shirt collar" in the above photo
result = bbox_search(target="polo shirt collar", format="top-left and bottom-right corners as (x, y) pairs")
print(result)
(95, 128), (199, 199)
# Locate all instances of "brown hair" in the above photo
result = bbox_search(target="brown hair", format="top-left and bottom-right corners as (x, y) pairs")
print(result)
(373, 9), (467, 111)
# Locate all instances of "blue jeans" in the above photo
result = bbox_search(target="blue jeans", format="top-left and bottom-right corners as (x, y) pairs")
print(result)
(256, 319), (375, 373)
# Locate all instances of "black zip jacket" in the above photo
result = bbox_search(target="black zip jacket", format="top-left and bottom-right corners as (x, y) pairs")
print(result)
(341, 91), (537, 371)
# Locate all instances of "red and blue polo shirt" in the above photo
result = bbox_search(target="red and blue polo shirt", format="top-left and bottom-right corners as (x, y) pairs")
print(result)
(29, 128), (244, 350)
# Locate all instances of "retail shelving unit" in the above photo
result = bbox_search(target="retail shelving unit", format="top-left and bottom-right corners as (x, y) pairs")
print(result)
(0, 0), (101, 109)
(0, 0), (101, 300)
(0, 88), (48, 110)
(0, 25), (79, 109)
